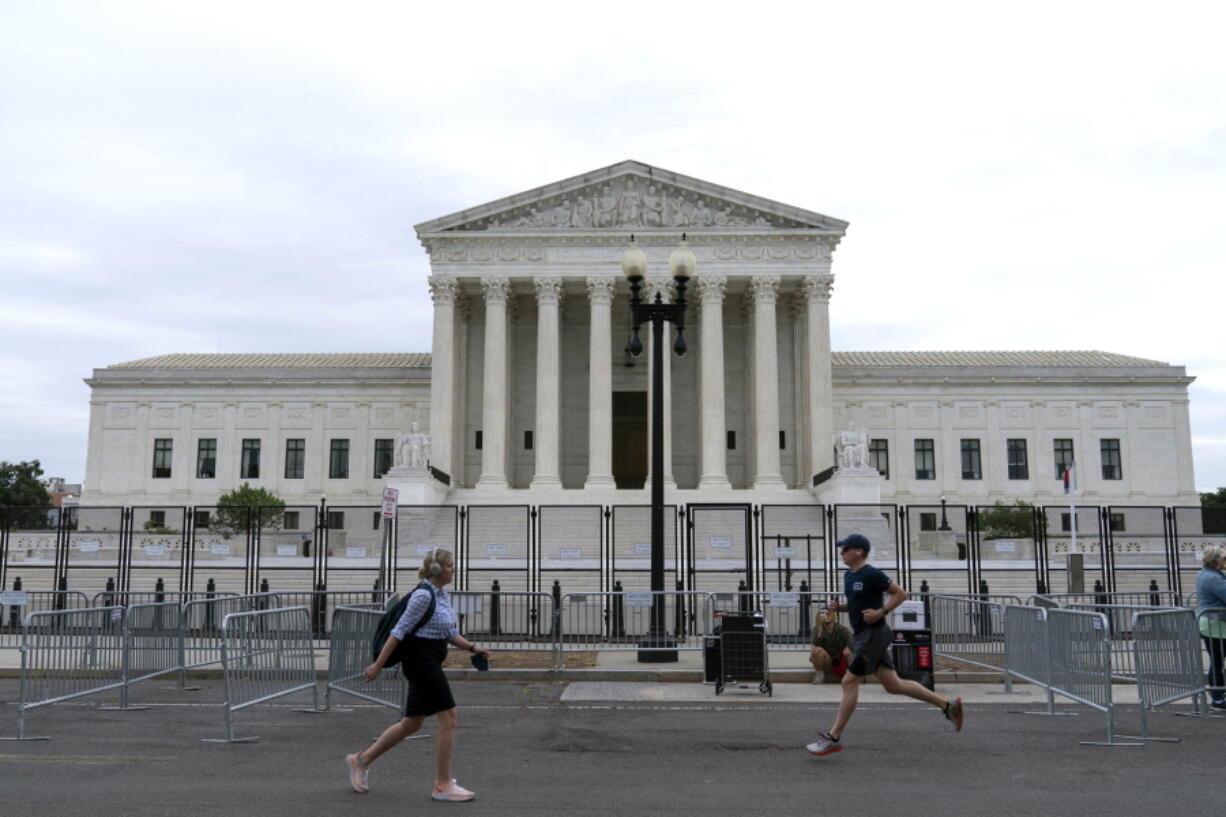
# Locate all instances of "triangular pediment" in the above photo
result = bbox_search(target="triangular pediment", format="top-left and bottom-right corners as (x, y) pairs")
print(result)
(415, 160), (847, 235)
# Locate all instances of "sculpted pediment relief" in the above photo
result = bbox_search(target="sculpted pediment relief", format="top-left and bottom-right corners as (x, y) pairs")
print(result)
(416, 161), (847, 235)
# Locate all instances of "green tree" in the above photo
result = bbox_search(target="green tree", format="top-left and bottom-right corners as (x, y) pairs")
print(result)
(1201, 488), (1226, 507)
(0, 460), (54, 530)
(977, 500), (1036, 539)
(211, 483), (285, 536)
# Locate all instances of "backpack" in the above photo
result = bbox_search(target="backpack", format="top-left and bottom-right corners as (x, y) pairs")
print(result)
(371, 580), (437, 667)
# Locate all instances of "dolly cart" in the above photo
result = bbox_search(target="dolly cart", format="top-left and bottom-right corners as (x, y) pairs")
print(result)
(713, 611), (772, 696)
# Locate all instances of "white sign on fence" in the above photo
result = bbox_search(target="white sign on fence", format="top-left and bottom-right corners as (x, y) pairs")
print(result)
(709, 536), (732, 549)
(990, 604), (1001, 615)
(453, 595), (483, 615)
(381, 487), (399, 520)
(79, 541), (101, 553)
(633, 543), (652, 556)
(994, 540), (1017, 553)
(770, 592), (799, 608)
(416, 545), (435, 556)
(144, 545), (166, 558)
(625, 592), (653, 608)
(486, 544), (508, 557)
(211, 543), (231, 556)
(346, 547), (367, 559)
(276, 545), (299, 556)
(558, 548), (582, 560)
(0, 591), (28, 606)
(773, 547), (795, 559)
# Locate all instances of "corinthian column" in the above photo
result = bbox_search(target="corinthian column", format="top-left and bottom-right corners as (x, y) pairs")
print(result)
(804, 274), (835, 480)
(427, 275), (459, 481)
(697, 275), (731, 489)
(584, 276), (617, 488)
(530, 277), (563, 489)
(476, 277), (511, 489)
(750, 275), (786, 489)
(646, 277), (675, 488)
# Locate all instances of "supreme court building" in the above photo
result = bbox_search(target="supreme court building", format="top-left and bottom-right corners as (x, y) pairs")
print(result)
(82, 161), (1200, 510)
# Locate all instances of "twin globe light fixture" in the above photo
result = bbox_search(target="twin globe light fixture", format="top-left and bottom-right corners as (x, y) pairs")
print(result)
(621, 234), (697, 365)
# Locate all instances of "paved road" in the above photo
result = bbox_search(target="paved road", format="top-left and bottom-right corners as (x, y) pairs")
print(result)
(1, 679), (1220, 816)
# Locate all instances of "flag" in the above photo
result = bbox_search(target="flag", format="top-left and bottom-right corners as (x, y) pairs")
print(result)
(1062, 461), (1077, 495)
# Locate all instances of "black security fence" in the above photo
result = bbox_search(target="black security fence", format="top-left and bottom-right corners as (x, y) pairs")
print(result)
(2, 502), (1221, 602)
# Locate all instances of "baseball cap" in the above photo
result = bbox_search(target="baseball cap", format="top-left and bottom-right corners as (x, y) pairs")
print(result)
(837, 533), (871, 553)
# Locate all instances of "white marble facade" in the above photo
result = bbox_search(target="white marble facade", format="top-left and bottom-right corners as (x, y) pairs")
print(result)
(80, 162), (1201, 509)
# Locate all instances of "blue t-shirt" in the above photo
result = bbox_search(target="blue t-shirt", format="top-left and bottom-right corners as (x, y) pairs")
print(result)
(844, 564), (891, 634)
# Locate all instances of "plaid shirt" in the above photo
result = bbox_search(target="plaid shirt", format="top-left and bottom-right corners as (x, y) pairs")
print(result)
(390, 583), (459, 641)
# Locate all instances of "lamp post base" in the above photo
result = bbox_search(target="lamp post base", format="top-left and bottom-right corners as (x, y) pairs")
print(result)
(636, 633), (679, 663)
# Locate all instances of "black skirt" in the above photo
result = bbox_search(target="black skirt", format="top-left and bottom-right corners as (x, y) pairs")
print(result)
(401, 637), (456, 717)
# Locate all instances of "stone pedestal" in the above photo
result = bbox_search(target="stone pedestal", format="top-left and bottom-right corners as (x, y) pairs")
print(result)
(385, 469), (451, 506)
(813, 467), (884, 505)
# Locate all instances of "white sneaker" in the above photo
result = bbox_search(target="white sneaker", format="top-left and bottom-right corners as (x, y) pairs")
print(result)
(805, 732), (843, 756)
(432, 780), (476, 802)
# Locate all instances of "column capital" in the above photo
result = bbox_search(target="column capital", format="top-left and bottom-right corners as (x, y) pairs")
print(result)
(585, 275), (618, 304)
(480, 276), (512, 305)
(802, 273), (835, 304)
(428, 275), (461, 305)
(749, 274), (781, 305)
(695, 274), (728, 304)
(533, 276), (564, 305)
(645, 276), (675, 302)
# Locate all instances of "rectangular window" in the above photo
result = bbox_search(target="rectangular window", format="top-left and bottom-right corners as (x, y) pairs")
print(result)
(1109, 512), (1125, 532)
(960, 439), (982, 480)
(1060, 512), (1079, 533)
(283, 511), (300, 529)
(1100, 439), (1122, 480)
(524, 430), (534, 450)
(327, 511), (345, 530)
(329, 439), (350, 479)
(779, 430), (786, 450)
(727, 430), (736, 450)
(1007, 439), (1029, 480)
(1054, 439), (1074, 480)
(240, 439), (261, 479)
(285, 439), (305, 479)
(193, 510), (211, 528)
(149, 510), (166, 527)
(196, 439), (216, 479)
(372, 511), (381, 530)
(152, 438), (173, 478)
(919, 512), (937, 532)
(869, 439), (889, 479)
(475, 430), (483, 450)
(914, 439), (935, 480)
(373, 438), (394, 478)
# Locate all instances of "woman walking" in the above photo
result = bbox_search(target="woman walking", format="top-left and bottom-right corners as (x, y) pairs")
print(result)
(345, 548), (492, 800)
(1196, 545), (1226, 710)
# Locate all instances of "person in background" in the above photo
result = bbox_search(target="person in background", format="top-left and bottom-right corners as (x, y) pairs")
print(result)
(807, 534), (963, 756)
(1196, 545), (1226, 710)
(345, 548), (492, 801)
(809, 607), (852, 683)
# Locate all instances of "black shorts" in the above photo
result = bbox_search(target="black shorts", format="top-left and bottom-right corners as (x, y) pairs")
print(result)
(400, 638), (456, 717)
(848, 624), (895, 676)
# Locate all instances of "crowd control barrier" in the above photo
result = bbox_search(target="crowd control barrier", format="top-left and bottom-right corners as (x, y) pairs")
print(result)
(179, 593), (282, 687)
(1197, 607), (1225, 707)
(266, 590), (392, 639)
(556, 591), (706, 666)
(451, 590), (557, 654)
(928, 595), (1021, 688)
(1, 606), (125, 741)
(1002, 605), (1072, 716)
(1033, 591), (1185, 609)
(1045, 609), (1141, 746)
(1125, 608), (1206, 741)
(115, 602), (184, 709)
(703, 591), (842, 649)
(92, 590), (239, 608)
(202, 606), (320, 743)
(1063, 603), (1180, 680)
(1, 591), (91, 649)
(325, 606), (406, 711)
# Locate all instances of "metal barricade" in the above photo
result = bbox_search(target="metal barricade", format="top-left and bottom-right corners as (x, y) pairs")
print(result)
(91, 590), (239, 608)
(1126, 609), (1206, 740)
(703, 591), (842, 650)
(1, 591), (92, 649)
(1003, 605), (1064, 715)
(451, 590), (557, 654)
(116, 602), (184, 708)
(928, 595), (1021, 687)
(180, 593), (282, 685)
(265, 590), (393, 639)
(325, 606), (406, 711)
(1033, 591), (1184, 608)
(1046, 608), (1141, 746)
(1063, 603), (1180, 680)
(0, 606), (125, 741)
(203, 606), (320, 743)
(1197, 607), (1226, 707)
(556, 591), (711, 666)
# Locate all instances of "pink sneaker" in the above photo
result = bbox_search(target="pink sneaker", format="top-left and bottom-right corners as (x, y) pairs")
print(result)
(432, 780), (476, 802)
(345, 753), (369, 793)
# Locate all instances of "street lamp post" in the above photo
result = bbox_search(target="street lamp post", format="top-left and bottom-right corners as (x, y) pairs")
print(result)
(938, 495), (951, 531)
(622, 235), (694, 663)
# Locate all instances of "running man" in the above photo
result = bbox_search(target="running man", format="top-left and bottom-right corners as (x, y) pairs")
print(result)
(807, 533), (963, 755)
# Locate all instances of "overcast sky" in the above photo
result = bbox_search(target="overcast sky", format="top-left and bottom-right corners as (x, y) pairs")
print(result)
(2, 1), (1223, 492)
